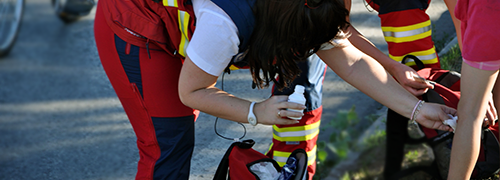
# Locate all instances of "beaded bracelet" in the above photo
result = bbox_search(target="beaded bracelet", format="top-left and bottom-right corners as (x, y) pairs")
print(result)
(409, 100), (425, 124)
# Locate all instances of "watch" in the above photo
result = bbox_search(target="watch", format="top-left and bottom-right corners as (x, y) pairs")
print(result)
(247, 101), (258, 126)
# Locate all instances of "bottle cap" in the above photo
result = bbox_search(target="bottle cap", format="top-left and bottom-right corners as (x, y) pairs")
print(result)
(294, 85), (305, 94)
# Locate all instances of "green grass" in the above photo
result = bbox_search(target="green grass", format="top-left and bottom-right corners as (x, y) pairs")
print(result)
(432, 31), (452, 53)
(314, 106), (386, 180)
(314, 106), (362, 180)
(440, 44), (462, 72)
(362, 130), (385, 149)
(404, 150), (420, 164)
(431, 23), (462, 72)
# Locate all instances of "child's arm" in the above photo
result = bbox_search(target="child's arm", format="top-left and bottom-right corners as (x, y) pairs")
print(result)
(448, 64), (499, 179)
(343, 0), (432, 96)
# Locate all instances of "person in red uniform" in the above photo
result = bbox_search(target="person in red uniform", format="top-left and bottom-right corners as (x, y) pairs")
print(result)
(93, 0), (457, 179)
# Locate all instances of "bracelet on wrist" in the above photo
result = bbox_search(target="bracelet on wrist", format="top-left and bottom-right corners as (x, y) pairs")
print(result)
(409, 100), (425, 124)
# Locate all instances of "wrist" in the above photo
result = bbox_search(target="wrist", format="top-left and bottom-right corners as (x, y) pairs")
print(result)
(409, 100), (425, 124)
(374, 55), (396, 74)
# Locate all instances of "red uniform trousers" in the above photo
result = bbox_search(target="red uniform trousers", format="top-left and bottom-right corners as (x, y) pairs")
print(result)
(94, 3), (199, 180)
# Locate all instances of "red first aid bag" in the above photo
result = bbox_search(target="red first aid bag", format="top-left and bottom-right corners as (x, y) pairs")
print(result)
(213, 139), (308, 180)
(213, 139), (280, 180)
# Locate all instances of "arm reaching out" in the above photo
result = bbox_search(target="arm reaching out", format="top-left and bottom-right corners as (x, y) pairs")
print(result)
(343, 0), (432, 96)
(316, 40), (455, 131)
(347, 26), (433, 96)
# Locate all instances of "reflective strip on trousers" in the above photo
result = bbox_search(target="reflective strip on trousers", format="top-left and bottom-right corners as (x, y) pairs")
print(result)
(382, 20), (432, 43)
(273, 145), (317, 167)
(389, 46), (439, 66)
(272, 121), (320, 142)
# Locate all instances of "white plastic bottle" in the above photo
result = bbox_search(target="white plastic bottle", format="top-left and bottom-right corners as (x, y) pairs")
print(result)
(287, 85), (306, 120)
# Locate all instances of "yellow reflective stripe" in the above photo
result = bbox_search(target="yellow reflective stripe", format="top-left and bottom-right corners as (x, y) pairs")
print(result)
(383, 25), (431, 38)
(163, 0), (177, 7)
(162, 1), (190, 57)
(229, 65), (240, 70)
(389, 54), (437, 63)
(389, 47), (438, 66)
(272, 131), (318, 142)
(382, 20), (432, 43)
(273, 156), (288, 166)
(308, 149), (316, 166)
(384, 29), (431, 43)
(273, 128), (319, 141)
(178, 10), (190, 57)
(273, 146), (317, 167)
(265, 142), (274, 155)
(273, 121), (320, 133)
(272, 121), (320, 142)
(381, 20), (431, 33)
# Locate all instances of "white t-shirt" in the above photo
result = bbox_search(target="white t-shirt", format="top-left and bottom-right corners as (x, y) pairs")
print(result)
(186, 0), (239, 77)
(186, 0), (347, 76)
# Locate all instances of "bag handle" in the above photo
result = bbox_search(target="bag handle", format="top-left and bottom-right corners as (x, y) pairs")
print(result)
(213, 139), (256, 180)
(290, 149), (308, 180)
(401, 54), (426, 70)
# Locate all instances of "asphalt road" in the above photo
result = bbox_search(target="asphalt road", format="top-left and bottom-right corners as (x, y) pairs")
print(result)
(0, 0), (455, 179)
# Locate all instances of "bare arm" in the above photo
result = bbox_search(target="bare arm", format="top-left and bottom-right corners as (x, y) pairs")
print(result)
(343, 0), (432, 96)
(178, 56), (304, 125)
(444, 0), (497, 126)
(448, 65), (499, 179)
(443, 0), (462, 50)
(347, 26), (433, 96)
(316, 41), (455, 130)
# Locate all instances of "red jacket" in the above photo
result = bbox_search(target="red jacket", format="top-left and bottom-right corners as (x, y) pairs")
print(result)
(99, 0), (196, 58)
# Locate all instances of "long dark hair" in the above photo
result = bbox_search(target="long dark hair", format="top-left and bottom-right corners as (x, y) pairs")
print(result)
(246, 0), (350, 90)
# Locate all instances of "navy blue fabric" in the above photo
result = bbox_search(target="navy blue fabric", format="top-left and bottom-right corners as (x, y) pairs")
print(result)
(371, 0), (429, 14)
(273, 55), (326, 112)
(152, 115), (195, 180)
(211, 0), (255, 53)
(114, 34), (143, 97)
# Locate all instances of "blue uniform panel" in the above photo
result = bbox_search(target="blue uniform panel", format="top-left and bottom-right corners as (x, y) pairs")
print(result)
(114, 34), (143, 97)
(152, 116), (195, 180)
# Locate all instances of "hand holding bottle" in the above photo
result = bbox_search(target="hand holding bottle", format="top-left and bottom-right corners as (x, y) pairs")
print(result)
(286, 85), (307, 120)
